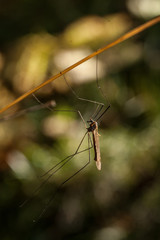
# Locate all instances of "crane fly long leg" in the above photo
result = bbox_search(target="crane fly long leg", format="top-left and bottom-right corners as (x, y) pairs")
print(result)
(0, 100), (56, 122)
(41, 131), (88, 177)
(34, 132), (93, 222)
(20, 131), (93, 208)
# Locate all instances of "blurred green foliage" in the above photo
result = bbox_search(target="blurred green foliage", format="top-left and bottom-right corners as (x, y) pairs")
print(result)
(0, 1), (160, 240)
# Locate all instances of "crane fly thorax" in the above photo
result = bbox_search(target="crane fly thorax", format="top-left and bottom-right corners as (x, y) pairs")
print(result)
(87, 119), (97, 132)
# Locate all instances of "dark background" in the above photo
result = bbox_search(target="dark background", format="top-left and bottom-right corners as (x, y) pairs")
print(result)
(0, 1), (160, 240)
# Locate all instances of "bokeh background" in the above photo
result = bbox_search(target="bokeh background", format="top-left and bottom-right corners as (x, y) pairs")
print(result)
(0, 1), (160, 240)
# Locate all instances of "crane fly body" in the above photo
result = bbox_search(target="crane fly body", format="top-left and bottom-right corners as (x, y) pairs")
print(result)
(87, 119), (101, 170)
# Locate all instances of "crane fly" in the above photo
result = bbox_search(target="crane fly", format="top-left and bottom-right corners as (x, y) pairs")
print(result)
(88, 119), (101, 170)
(87, 104), (110, 170)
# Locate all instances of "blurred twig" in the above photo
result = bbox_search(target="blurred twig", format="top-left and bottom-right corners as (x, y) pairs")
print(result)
(0, 15), (159, 114)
